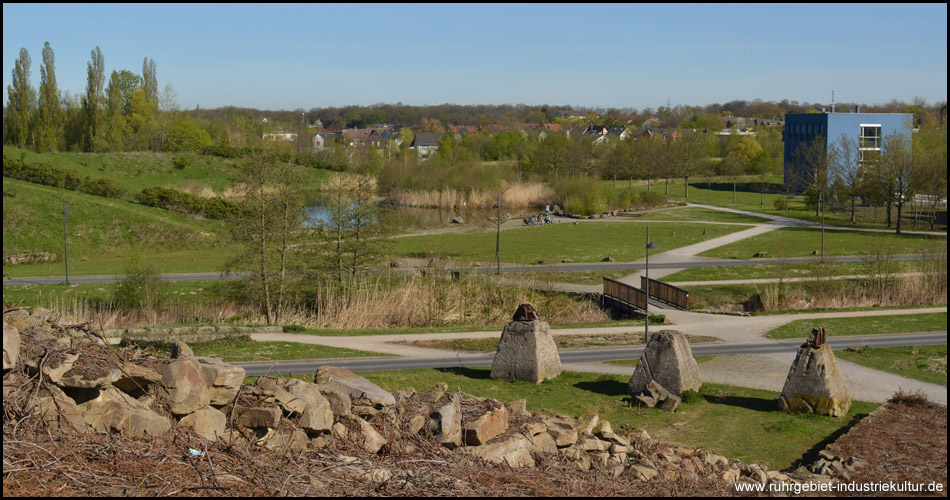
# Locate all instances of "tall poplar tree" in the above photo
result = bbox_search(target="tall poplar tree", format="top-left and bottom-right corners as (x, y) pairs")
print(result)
(83, 46), (106, 151)
(37, 42), (62, 152)
(142, 57), (157, 111)
(6, 47), (33, 149)
(105, 70), (125, 151)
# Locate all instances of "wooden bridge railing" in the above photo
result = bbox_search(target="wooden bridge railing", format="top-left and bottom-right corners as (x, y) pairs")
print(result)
(602, 277), (647, 312)
(640, 276), (689, 310)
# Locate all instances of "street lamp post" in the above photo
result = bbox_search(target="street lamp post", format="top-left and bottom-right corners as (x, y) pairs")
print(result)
(644, 225), (659, 344)
(62, 199), (70, 285)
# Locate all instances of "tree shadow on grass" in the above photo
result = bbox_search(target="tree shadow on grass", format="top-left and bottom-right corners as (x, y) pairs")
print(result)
(574, 379), (628, 398)
(702, 393), (779, 413)
(435, 366), (491, 380)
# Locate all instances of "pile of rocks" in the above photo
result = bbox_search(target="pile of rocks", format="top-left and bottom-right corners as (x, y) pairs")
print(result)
(1, 307), (853, 491)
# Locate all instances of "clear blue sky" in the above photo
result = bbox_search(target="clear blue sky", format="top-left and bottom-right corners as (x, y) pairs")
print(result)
(3, 3), (947, 111)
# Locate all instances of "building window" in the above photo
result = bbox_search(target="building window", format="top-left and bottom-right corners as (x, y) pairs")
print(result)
(859, 124), (881, 162)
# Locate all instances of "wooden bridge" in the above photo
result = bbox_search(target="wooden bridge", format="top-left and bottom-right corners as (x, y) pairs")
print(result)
(602, 276), (689, 313)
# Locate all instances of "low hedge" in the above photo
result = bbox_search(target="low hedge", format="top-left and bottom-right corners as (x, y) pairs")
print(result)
(2, 151), (129, 200)
(136, 186), (244, 220)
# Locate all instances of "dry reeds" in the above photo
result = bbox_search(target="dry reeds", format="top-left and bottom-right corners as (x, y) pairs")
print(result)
(388, 183), (554, 209)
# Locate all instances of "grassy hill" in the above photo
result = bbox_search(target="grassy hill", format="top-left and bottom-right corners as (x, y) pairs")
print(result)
(2, 178), (235, 276)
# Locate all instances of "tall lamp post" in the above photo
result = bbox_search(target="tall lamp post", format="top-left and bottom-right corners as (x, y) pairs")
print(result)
(62, 199), (70, 285)
(644, 225), (658, 344)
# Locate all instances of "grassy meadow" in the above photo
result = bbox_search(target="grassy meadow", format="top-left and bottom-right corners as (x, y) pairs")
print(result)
(391, 221), (752, 264)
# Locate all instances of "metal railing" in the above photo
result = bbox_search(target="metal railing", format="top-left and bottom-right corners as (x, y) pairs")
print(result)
(640, 276), (689, 310)
(602, 277), (647, 311)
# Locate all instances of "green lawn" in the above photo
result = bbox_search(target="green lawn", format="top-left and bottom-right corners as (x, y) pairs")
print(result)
(125, 335), (385, 362)
(663, 260), (917, 283)
(359, 367), (878, 469)
(766, 313), (947, 339)
(392, 221), (752, 264)
(516, 269), (634, 286)
(3, 178), (237, 276)
(835, 345), (947, 386)
(2, 279), (232, 308)
(634, 206), (771, 224)
(698, 227), (946, 260)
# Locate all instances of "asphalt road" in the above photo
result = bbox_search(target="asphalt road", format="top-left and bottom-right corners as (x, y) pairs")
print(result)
(235, 331), (947, 376)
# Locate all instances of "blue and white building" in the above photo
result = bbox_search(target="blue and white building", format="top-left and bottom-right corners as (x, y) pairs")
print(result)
(783, 109), (913, 190)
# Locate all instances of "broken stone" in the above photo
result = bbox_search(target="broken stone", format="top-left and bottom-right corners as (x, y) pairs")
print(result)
(504, 398), (529, 417)
(463, 405), (509, 445)
(528, 431), (558, 454)
(778, 343), (851, 417)
(233, 405), (282, 429)
(490, 319), (561, 384)
(469, 434), (535, 468)
(659, 394), (681, 412)
(543, 417), (578, 446)
(351, 416), (386, 453)
(313, 383), (351, 417)
(78, 386), (171, 437)
(160, 359), (210, 416)
(172, 342), (194, 358)
(429, 393), (462, 449)
(195, 357), (245, 406)
(3, 321), (19, 371)
(630, 463), (659, 481)
(113, 362), (162, 395)
(282, 379), (334, 433)
(35, 385), (86, 432)
(180, 407), (227, 441)
(315, 366), (395, 407)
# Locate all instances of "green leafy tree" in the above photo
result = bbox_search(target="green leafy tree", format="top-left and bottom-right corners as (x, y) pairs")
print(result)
(116, 69), (143, 116)
(105, 70), (125, 151)
(165, 120), (211, 152)
(6, 47), (33, 149)
(36, 42), (61, 152)
(142, 57), (158, 113)
(82, 46), (106, 152)
(720, 136), (761, 205)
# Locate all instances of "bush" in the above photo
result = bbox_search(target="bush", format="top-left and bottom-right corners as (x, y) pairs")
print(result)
(112, 256), (167, 312)
(773, 197), (787, 210)
(165, 121), (213, 153)
(136, 186), (243, 220)
(2, 151), (130, 200)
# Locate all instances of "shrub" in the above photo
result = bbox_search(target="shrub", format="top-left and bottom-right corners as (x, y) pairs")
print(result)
(165, 121), (213, 153)
(136, 186), (243, 220)
(112, 256), (167, 312)
(2, 151), (130, 200)
(773, 197), (787, 210)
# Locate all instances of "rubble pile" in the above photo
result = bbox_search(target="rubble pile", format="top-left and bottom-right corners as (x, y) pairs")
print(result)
(2, 307), (876, 495)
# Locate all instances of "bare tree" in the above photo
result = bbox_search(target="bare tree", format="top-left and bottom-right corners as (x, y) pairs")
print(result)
(879, 129), (915, 234)
(828, 133), (863, 222)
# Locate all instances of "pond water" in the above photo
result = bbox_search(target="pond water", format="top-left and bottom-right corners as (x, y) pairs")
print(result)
(305, 199), (471, 230)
